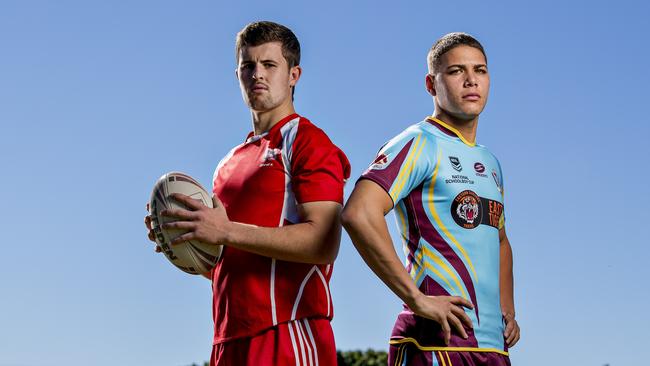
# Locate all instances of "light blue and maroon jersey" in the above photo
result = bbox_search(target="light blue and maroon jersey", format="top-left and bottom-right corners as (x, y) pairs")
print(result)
(361, 117), (508, 356)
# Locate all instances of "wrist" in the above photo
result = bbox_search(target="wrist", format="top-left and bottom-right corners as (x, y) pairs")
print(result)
(404, 289), (424, 311)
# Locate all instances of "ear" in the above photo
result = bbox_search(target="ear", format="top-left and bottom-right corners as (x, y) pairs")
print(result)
(289, 65), (302, 87)
(425, 74), (436, 96)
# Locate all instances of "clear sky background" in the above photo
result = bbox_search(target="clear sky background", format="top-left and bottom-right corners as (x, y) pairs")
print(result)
(1, 1), (649, 365)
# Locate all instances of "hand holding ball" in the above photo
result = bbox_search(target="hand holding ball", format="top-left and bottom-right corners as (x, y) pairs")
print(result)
(149, 172), (223, 275)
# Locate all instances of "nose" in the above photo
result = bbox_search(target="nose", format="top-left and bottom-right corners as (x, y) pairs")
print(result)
(252, 64), (264, 80)
(464, 71), (478, 87)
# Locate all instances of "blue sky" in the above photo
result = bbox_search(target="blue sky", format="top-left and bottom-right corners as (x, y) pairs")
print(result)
(1, 1), (649, 365)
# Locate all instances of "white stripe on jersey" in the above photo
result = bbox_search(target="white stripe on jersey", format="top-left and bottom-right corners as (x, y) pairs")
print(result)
(270, 258), (277, 325)
(279, 117), (300, 225)
(296, 320), (314, 366)
(291, 266), (317, 319)
(303, 319), (320, 366)
(287, 320), (301, 366)
(293, 320), (309, 366)
(315, 267), (331, 317)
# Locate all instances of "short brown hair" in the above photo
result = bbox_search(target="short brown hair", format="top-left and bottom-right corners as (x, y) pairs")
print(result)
(427, 32), (487, 74)
(235, 21), (301, 68)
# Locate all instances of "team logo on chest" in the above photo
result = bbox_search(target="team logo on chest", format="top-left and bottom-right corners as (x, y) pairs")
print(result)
(451, 190), (482, 229)
(260, 147), (282, 167)
(449, 156), (462, 172)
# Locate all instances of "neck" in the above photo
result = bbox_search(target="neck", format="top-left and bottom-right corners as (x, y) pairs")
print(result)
(250, 100), (296, 135)
(432, 109), (479, 144)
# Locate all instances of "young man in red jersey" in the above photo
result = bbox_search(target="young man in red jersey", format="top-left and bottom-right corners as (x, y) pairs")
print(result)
(145, 21), (349, 365)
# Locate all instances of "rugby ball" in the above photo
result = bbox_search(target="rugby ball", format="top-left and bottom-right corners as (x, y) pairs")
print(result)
(149, 172), (223, 275)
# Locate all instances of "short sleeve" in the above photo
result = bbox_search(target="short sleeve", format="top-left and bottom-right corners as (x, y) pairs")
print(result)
(360, 130), (435, 205)
(290, 124), (351, 204)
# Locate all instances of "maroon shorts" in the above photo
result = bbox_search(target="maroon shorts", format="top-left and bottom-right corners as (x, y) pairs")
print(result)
(210, 318), (336, 366)
(389, 342), (511, 366)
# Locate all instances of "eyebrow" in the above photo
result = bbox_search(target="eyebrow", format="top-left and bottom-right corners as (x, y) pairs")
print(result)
(240, 59), (279, 64)
(446, 63), (488, 69)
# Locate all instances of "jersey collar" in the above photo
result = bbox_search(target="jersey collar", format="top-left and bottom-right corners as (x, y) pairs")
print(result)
(426, 116), (476, 147)
(245, 113), (300, 144)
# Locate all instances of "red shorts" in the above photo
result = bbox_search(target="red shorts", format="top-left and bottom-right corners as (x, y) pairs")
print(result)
(210, 318), (336, 366)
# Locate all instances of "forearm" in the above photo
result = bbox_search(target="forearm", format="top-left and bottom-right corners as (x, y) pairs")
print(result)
(223, 203), (342, 264)
(499, 234), (515, 318)
(342, 198), (422, 308)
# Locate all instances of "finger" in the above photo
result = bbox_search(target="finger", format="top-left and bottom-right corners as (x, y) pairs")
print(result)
(448, 313), (468, 339)
(510, 329), (520, 347)
(441, 318), (451, 345)
(146, 202), (150, 211)
(161, 208), (196, 220)
(148, 230), (156, 242)
(507, 324), (519, 346)
(171, 193), (206, 210)
(162, 221), (196, 230)
(451, 304), (473, 329)
(503, 319), (512, 338)
(449, 296), (474, 309)
(171, 232), (194, 245)
(155, 245), (162, 253)
(145, 215), (152, 230)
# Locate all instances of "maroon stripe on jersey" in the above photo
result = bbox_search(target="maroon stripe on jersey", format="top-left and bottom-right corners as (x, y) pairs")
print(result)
(360, 139), (413, 198)
(426, 118), (458, 138)
(409, 183), (480, 325)
(402, 194), (421, 274)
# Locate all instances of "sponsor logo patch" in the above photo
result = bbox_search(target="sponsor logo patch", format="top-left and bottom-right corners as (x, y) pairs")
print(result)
(449, 156), (462, 172)
(474, 162), (487, 177)
(451, 190), (482, 229)
(370, 153), (390, 170)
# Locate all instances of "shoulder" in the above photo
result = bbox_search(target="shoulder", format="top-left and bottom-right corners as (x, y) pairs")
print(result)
(379, 121), (440, 159)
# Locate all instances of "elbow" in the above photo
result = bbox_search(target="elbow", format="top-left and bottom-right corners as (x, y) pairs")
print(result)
(341, 205), (360, 233)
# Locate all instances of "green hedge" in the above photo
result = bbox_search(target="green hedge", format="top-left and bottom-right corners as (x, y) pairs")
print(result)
(188, 348), (388, 366)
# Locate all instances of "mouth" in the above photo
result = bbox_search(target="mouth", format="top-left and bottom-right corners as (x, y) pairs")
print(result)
(251, 84), (268, 93)
(462, 93), (481, 101)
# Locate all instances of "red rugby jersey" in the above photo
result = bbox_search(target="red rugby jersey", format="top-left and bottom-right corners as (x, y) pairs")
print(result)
(211, 113), (350, 344)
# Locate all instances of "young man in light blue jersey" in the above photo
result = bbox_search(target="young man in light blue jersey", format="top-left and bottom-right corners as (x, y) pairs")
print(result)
(342, 33), (520, 365)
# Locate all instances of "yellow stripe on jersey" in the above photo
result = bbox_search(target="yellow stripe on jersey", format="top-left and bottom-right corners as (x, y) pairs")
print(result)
(413, 260), (456, 296)
(438, 351), (447, 366)
(421, 244), (467, 300)
(395, 205), (409, 248)
(428, 151), (478, 283)
(445, 351), (453, 366)
(427, 117), (476, 147)
(389, 134), (421, 200)
(390, 134), (426, 202)
(389, 338), (509, 357)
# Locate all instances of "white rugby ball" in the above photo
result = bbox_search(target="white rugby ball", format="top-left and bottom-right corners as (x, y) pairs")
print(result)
(149, 171), (223, 275)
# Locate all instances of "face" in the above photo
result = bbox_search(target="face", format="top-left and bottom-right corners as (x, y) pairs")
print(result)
(236, 42), (301, 112)
(426, 45), (490, 121)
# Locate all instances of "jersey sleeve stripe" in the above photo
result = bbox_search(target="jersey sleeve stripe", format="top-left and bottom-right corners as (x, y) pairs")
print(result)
(390, 134), (426, 201)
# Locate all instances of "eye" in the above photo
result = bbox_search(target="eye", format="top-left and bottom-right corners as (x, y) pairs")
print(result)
(476, 67), (488, 74)
(448, 68), (462, 75)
